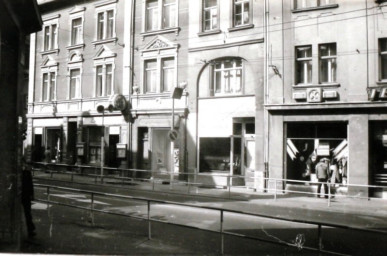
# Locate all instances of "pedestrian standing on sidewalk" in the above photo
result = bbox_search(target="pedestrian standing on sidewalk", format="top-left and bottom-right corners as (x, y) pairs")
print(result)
(315, 158), (329, 198)
(329, 158), (340, 198)
(21, 159), (36, 237)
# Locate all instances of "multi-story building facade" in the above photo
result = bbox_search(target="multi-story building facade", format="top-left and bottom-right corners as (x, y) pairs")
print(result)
(129, 0), (189, 178)
(186, 0), (265, 188)
(27, 0), (387, 197)
(28, 0), (131, 169)
(266, 0), (387, 197)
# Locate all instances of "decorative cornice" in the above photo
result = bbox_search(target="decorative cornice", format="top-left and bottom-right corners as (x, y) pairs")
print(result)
(188, 38), (264, 52)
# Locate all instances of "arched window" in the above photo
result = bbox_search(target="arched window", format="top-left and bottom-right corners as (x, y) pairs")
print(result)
(210, 58), (243, 96)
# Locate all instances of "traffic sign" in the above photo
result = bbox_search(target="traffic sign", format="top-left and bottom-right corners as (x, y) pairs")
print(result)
(168, 129), (179, 141)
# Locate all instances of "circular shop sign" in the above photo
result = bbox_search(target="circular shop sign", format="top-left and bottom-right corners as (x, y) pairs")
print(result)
(168, 129), (179, 141)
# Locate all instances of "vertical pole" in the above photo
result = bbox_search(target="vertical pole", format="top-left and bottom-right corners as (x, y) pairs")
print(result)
(274, 179), (277, 200)
(220, 210), (224, 255)
(46, 187), (50, 209)
(147, 201), (151, 240)
(101, 112), (104, 183)
(170, 97), (174, 190)
(318, 224), (323, 252)
(328, 183), (331, 207)
(90, 193), (95, 226)
(228, 175), (231, 199)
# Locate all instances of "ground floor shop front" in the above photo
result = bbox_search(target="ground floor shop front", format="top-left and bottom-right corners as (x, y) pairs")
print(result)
(27, 114), (130, 170)
(267, 106), (387, 198)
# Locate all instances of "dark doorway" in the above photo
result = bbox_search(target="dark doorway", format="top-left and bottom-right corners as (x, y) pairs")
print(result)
(108, 135), (119, 167)
(32, 134), (43, 162)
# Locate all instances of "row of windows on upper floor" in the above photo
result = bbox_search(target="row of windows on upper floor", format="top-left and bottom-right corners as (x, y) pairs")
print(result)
(39, 57), (243, 102)
(38, 38), (387, 102)
(42, 0), (387, 52)
(42, 0), (257, 52)
(296, 40), (387, 85)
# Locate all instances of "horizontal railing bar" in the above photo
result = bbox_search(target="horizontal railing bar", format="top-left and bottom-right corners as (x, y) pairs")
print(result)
(35, 184), (387, 235)
(32, 161), (387, 190)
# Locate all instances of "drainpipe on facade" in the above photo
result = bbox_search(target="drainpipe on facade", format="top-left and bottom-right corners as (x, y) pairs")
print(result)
(263, 0), (270, 192)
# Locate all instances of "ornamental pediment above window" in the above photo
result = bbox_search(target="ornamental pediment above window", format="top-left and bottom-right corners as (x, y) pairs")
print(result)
(69, 52), (83, 63)
(93, 45), (117, 60)
(41, 56), (58, 67)
(141, 35), (179, 54)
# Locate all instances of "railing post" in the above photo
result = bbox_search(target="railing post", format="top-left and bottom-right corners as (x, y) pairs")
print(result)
(274, 179), (277, 201)
(228, 176), (231, 199)
(318, 224), (323, 252)
(328, 183), (331, 207)
(220, 210), (224, 255)
(46, 186), (50, 210)
(90, 193), (95, 226)
(152, 177), (155, 191)
(71, 171), (74, 182)
(147, 201), (151, 240)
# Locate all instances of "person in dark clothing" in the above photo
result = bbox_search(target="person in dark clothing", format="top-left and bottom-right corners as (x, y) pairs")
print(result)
(21, 161), (36, 237)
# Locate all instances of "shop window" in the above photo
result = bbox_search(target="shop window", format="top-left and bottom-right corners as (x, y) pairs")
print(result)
(296, 45), (312, 85)
(286, 122), (348, 183)
(319, 43), (337, 83)
(380, 38), (387, 81)
(295, 0), (333, 9)
(145, 0), (176, 31)
(86, 126), (104, 164)
(71, 18), (83, 45)
(203, 0), (218, 32)
(212, 58), (243, 96)
(43, 24), (58, 51)
(233, 0), (250, 27)
(200, 138), (230, 172)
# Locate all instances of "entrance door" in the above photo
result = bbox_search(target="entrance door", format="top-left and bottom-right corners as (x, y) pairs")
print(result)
(230, 121), (255, 186)
(108, 135), (120, 167)
(151, 129), (171, 173)
(46, 128), (61, 162)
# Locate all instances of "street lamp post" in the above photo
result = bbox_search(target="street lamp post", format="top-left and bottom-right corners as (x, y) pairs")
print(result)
(169, 84), (185, 189)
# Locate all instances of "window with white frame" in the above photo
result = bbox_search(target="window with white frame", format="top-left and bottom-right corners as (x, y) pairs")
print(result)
(95, 63), (114, 97)
(296, 45), (312, 85)
(145, 0), (176, 32)
(144, 57), (175, 93)
(97, 9), (115, 40)
(295, 0), (333, 9)
(319, 43), (337, 83)
(43, 24), (58, 51)
(42, 72), (56, 101)
(69, 69), (81, 99)
(203, 0), (218, 31)
(212, 59), (243, 95)
(234, 0), (250, 27)
(380, 38), (387, 81)
(71, 18), (83, 45)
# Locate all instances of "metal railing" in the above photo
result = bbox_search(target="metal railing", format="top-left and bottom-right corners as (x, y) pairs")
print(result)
(31, 162), (387, 205)
(34, 183), (387, 256)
